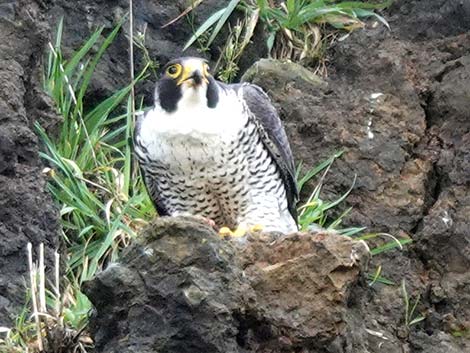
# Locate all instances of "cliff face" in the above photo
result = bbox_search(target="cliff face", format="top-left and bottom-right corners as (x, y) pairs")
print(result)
(0, 0), (469, 351)
(0, 1), (60, 326)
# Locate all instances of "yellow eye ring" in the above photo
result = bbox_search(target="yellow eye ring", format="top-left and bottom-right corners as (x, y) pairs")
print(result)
(166, 64), (182, 78)
(203, 63), (210, 76)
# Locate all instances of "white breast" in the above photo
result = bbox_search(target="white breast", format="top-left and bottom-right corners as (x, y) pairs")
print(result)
(138, 89), (246, 163)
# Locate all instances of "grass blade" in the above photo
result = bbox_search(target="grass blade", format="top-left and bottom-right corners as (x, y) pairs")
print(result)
(207, 0), (241, 48)
(183, 7), (226, 51)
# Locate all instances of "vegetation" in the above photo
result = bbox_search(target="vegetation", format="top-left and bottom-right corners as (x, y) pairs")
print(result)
(401, 280), (425, 329)
(181, 0), (391, 80)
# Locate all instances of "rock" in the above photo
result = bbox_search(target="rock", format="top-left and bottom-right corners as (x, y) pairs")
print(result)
(0, 1), (59, 326)
(84, 216), (370, 353)
(242, 58), (428, 235)
(241, 59), (327, 89)
(387, 0), (470, 40)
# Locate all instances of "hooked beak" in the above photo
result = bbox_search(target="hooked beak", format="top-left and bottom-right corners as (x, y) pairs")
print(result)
(177, 63), (209, 87)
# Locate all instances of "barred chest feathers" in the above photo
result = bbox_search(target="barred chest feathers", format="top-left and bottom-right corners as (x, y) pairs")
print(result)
(136, 87), (296, 233)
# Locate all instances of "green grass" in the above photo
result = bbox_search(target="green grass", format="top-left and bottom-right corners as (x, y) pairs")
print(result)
(182, 0), (391, 78)
(297, 152), (412, 256)
(0, 19), (154, 353)
(402, 280), (425, 328)
(40, 18), (154, 284)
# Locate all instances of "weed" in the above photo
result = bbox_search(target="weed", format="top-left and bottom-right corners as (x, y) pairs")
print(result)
(133, 24), (160, 80)
(296, 152), (413, 283)
(401, 280), (425, 328)
(368, 266), (396, 286)
(0, 244), (92, 353)
(215, 9), (258, 82)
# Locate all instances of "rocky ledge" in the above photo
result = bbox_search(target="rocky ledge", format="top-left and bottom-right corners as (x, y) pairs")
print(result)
(84, 217), (369, 353)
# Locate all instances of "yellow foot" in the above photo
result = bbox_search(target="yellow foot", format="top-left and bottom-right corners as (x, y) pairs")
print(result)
(250, 224), (264, 233)
(218, 224), (264, 238)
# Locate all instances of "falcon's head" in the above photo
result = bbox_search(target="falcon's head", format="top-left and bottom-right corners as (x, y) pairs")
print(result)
(155, 57), (219, 113)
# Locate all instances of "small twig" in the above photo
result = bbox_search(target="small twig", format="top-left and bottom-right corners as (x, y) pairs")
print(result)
(54, 251), (61, 316)
(161, 0), (204, 28)
(39, 244), (46, 313)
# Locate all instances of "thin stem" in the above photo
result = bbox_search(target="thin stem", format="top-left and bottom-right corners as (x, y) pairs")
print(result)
(27, 243), (43, 351)
(129, 0), (136, 125)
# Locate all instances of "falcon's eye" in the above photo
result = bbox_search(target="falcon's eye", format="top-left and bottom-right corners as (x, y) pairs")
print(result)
(166, 64), (181, 78)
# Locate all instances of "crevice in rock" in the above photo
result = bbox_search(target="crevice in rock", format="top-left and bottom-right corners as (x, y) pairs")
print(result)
(233, 311), (274, 349)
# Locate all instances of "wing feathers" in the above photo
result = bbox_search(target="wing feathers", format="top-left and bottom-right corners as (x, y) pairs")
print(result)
(240, 84), (299, 221)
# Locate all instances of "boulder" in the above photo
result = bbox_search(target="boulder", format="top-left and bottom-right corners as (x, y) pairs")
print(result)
(85, 217), (369, 353)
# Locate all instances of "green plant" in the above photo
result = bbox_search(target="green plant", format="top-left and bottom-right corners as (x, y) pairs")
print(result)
(40, 19), (154, 285)
(3, 16), (154, 352)
(296, 152), (412, 260)
(184, 0), (242, 51)
(0, 301), (35, 352)
(182, 0), (391, 71)
(296, 150), (357, 232)
(401, 280), (425, 328)
(215, 10), (258, 82)
(368, 265), (395, 286)
(0, 244), (93, 353)
(132, 23), (160, 78)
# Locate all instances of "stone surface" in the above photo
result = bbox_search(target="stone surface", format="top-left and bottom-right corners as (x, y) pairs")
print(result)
(44, 0), (265, 106)
(84, 217), (369, 353)
(0, 0), (60, 326)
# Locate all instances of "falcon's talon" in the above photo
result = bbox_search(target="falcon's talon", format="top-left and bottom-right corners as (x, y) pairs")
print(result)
(250, 224), (264, 233)
(198, 216), (216, 229)
(219, 226), (247, 238)
(219, 226), (232, 237)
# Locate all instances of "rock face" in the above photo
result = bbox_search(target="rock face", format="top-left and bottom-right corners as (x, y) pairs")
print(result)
(0, 1), (59, 326)
(85, 217), (369, 353)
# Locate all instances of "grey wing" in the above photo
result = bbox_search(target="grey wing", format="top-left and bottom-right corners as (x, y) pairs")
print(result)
(240, 83), (299, 221)
(133, 110), (171, 216)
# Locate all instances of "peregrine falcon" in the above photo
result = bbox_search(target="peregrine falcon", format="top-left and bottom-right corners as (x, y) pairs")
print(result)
(134, 57), (298, 235)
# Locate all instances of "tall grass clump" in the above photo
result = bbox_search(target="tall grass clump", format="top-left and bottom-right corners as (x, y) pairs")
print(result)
(2, 16), (155, 353)
(179, 0), (391, 79)
(39, 19), (154, 285)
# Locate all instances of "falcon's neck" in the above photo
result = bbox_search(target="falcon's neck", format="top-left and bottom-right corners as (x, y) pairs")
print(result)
(147, 87), (247, 139)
